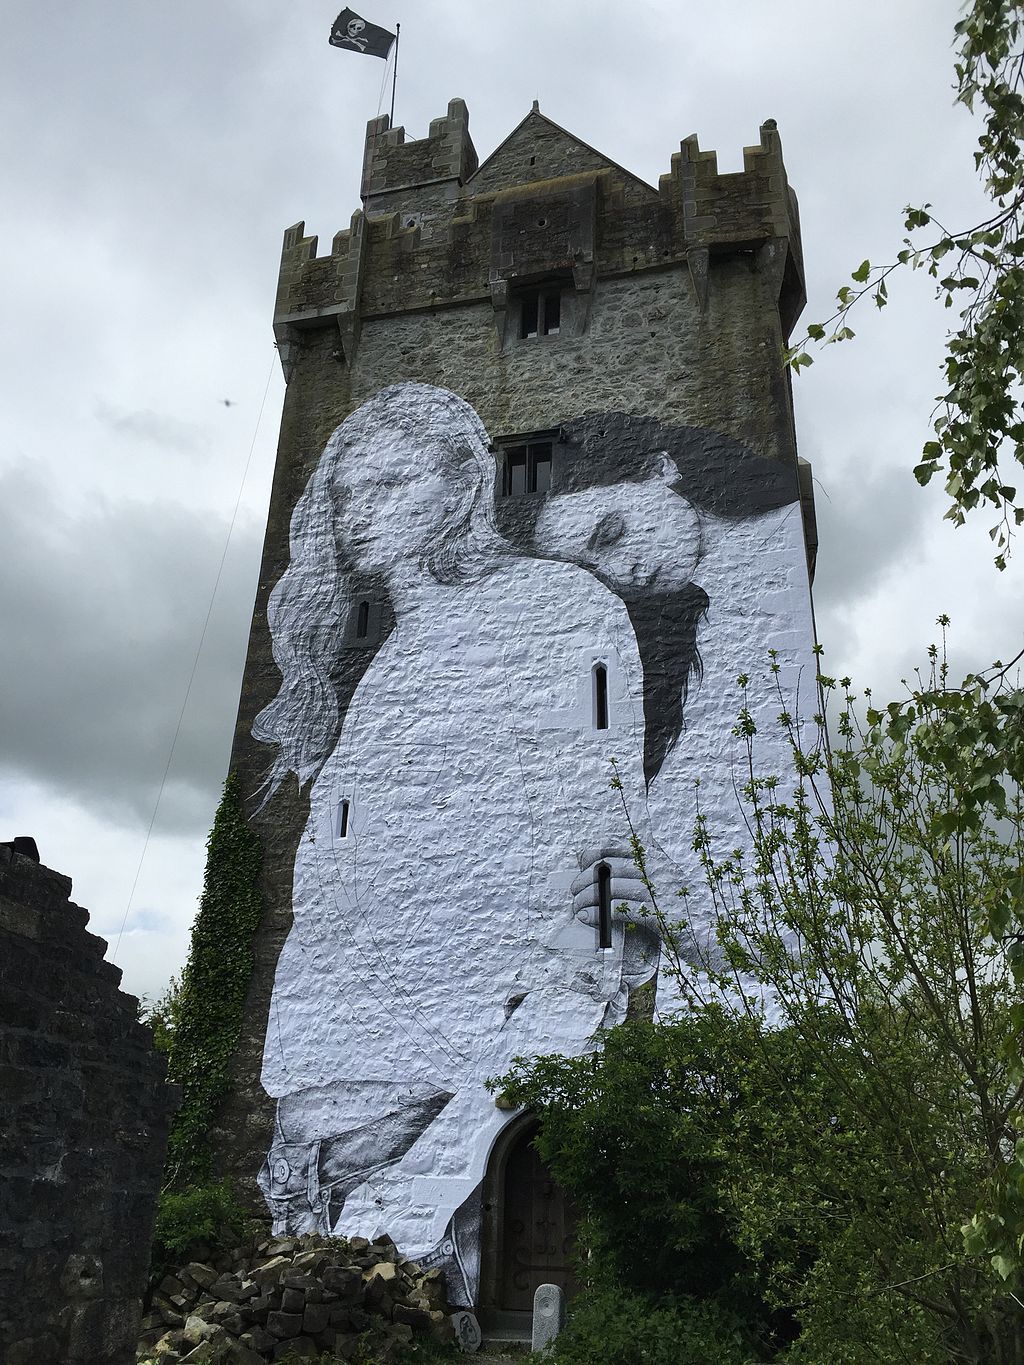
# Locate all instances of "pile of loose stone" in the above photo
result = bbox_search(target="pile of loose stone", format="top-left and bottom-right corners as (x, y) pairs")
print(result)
(137, 1233), (457, 1363)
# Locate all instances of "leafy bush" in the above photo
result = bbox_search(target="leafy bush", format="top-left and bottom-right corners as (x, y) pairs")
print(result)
(552, 1287), (753, 1365)
(142, 974), (182, 1058)
(498, 1013), (808, 1356)
(498, 1010), (955, 1362)
(150, 1179), (252, 1285)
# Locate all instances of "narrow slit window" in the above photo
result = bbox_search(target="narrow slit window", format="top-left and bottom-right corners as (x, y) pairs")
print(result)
(355, 600), (370, 639)
(337, 800), (350, 839)
(593, 663), (609, 730)
(597, 862), (612, 949)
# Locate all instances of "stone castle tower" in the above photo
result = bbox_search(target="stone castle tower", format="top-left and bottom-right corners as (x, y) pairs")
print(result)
(218, 98), (817, 1329)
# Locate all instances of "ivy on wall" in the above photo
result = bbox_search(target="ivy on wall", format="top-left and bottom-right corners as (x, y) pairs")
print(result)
(164, 773), (263, 1188)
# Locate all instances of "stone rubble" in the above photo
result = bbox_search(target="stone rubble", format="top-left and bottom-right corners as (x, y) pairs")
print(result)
(136, 1233), (457, 1364)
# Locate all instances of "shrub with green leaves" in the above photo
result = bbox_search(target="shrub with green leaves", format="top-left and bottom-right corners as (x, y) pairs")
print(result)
(550, 1286), (752, 1365)
(149, 1178), (253, 1287)
(499, 1014), (815, 1361)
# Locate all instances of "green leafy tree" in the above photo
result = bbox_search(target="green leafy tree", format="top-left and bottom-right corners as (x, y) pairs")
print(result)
(143, 973), (182, 1058)
(679, 639), (1024, 1360)
(790, 1), (1024, 565)
(499, 1015), (824, 1363)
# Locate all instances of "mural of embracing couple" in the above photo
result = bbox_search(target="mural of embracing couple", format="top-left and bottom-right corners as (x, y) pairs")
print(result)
(250, 381), (814, 1306)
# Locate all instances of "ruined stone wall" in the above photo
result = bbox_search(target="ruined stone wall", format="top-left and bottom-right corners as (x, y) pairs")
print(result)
(0, 844), (175, 1365)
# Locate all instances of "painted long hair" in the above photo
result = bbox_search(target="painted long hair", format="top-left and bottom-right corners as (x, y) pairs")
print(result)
(253, 383), (512, 797)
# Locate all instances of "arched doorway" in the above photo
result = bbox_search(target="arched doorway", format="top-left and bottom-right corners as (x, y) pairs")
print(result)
(477, 1115), (579, 1332)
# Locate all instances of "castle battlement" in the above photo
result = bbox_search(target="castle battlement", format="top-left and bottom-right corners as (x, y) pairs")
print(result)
(361, 97), (478, 206)
(272, 101), (805, 377)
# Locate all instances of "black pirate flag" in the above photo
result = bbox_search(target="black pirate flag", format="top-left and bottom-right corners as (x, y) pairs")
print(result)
(329, 9), (396, 59)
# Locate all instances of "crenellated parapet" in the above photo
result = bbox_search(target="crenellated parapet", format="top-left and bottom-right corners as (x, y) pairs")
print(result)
(271, 102), (806, 379)
(661, 120), (805, 328)
(361, 97), (478, 212)
(273, 211), (366, 378)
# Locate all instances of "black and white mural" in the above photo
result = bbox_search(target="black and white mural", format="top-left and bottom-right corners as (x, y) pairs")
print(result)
(253, 383), (815, 1305)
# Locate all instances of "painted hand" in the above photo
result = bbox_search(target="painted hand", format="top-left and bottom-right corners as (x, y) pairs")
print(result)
(570, 846), (654, 928)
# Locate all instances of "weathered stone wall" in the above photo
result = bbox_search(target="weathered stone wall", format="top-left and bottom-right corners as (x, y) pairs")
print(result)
(0, 843), (176, 1365)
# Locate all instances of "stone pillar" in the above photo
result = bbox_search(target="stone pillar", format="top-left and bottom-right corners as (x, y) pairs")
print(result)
(532, 1283), (566, 1352)
(0, 841), (177, 1365)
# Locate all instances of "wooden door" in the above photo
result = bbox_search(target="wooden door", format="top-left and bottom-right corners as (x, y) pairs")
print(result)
(499, 1127), (579, 1311)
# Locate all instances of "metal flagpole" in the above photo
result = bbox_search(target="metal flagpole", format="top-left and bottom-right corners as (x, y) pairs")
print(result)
(389, 22), (400, 126)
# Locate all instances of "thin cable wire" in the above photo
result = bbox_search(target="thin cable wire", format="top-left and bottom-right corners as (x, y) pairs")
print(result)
(375, 43), (394, 118)
(112, 353), (277, 961)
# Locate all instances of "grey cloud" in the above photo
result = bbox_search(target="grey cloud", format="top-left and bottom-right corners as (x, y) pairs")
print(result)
(812, 459), (932, 609)
(94, 402), (210, 456)
(0, 462), (262, 832)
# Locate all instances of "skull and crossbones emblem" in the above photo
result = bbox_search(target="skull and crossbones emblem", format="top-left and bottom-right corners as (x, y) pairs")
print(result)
(344, 17), (368, 49)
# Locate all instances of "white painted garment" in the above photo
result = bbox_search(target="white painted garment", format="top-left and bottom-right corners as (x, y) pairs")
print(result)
(261, 556), (658, 1105)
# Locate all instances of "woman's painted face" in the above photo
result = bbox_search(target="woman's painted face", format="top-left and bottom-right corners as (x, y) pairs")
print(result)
(533, 459), (702, 595)
(334, 426), (451, 574)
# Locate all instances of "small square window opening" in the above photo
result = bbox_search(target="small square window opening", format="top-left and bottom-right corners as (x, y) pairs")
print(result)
(520, 288), (562, 340)
(501, 442), (553, 497)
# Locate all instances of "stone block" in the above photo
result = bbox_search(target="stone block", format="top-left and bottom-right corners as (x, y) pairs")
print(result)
(301, 1300), (331, 1334)
(251, 1255), (290, 1287)
(280, 1285), (305, 1313)
(393, 1302), (432, 1329)
(290, 1249), (326, 1272)
(183, 1314), (222, 1345)
(239, 1325), (276, 1354)
(427, 1309), (455, 1343)
(266, 1309), (303, 1338)
(209, 1275), (247, 1303)
(226, 1345), (264, 1365)
(247, 1291), (274, 1320)
(322, 1264), (361, 1296)
(450, 1310), (481, 1353)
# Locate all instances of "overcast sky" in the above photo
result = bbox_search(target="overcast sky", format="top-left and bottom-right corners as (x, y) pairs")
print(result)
(2, 0), (1021, 1004)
